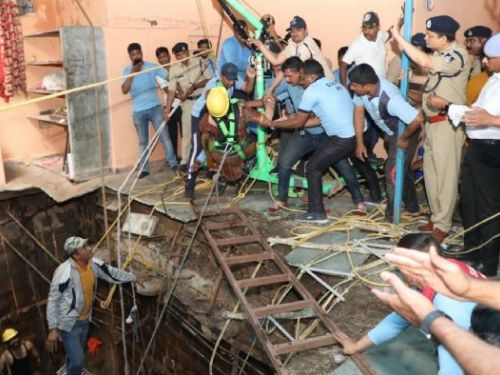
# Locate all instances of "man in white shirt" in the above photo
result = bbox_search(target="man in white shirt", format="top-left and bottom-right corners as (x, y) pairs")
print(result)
(251, 16), (333, 81)
(458, 33), (500, 276)
(340, 11), (389, 86)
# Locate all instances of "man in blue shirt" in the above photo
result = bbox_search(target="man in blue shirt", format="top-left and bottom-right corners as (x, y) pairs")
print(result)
(271, 57), (365, 211)
(260, 59), (356, 223)
(349, 64), (423, 220)
(121, 43), (178, 178)
(217, 20), (252, 83)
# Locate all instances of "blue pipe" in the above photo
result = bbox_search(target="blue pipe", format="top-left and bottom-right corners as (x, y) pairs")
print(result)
(393, 0), (414, 224)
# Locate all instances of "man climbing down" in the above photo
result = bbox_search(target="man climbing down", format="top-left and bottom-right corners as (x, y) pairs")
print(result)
(184, 63), (257, 200)
(197, 87), (274, 187)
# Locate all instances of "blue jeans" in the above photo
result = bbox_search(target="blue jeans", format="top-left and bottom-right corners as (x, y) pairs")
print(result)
(60, 320), (90, 375)
(133, 105), (178, 172)
(278, 131), (328, 203)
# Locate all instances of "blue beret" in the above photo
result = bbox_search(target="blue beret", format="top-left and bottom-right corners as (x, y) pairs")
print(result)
(484, 33), (500, 58)
(411, 33), (427, 49)
(426, 16), (460, 36)
(172, 42), (188, 54)
(464, 26), (492, 39)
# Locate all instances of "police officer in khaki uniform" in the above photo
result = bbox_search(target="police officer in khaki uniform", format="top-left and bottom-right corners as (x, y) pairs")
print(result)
(392, 15), (470, 242)
(164, 42), (213, 170)
(464, 26), (492, 78)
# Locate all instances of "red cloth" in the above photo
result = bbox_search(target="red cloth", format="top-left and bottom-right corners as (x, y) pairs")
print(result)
(422, 259), (486, 301)
(0, 0), (27, 102)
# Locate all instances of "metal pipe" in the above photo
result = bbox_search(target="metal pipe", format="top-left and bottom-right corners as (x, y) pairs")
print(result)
(393, 0), (414, 224)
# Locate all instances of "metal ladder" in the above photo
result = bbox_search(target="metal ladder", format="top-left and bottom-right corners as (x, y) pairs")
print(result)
(198, 204), (374, 375)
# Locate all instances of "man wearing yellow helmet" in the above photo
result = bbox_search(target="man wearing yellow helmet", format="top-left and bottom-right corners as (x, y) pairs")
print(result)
(184, 62), (257, 199)
(0, 328), (40, 375)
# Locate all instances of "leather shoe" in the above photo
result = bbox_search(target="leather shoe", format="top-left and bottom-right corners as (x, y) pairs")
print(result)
(138, 171), (149, 179)
(418, 220), (433, 232)
(431, 228), (448, 243)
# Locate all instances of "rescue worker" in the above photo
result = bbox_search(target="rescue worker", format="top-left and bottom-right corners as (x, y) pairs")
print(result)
(391, 15), (470, 242)
(47, 237), (137, 375)
(217, 20), (252, 83)
(164, 42), (213, 172)
(0, 329), (40, 375)
(198, 87), (274, 185)
(349, 64), (423, 221)
(340, 11), (391, 86)
(184, 63), (256, 199)
(251, 16), (333, 80)
(259, 59), (356, 223)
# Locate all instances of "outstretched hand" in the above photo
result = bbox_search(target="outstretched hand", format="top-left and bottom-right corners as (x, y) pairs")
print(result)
(372, 271), (435, 325)
(385, 246), (472, 300)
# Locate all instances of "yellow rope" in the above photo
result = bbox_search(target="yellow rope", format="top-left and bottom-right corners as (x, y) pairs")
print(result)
(1, 51), (210, 112)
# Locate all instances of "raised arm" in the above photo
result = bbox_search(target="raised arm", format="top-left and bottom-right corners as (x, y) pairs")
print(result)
(391, 22), (432, 70)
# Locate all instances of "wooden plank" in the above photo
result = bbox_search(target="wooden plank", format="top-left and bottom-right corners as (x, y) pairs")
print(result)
(253, 300), (314, 319)
(237, 274), (289, 289)
(273, 335), (337, 355)
(214, 235), (259, 247)
(225, 252), (273, 266)
(204, 221), (247, 231)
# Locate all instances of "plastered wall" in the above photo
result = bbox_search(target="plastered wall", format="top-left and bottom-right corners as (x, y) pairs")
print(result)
(1, 0), (499, 182)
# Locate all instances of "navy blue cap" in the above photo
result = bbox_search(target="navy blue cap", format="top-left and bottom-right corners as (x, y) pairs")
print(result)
(411, 33), (427, 49)
(289, 16), (307, 29)
(220, 63), (238, 80)
(426, 16), (460, 36)
(362, 11), (380, 27)
(484, 33), (500, 58)
(172, 42), (188, 54)
(464, 26), (492, 39)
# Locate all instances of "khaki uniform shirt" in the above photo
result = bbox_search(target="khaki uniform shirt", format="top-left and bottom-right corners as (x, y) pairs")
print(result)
(422, 42), (470, 116)
(282, 36), (334, 80)
(469, 56), (483, 78)
(168, 56), (213, 98)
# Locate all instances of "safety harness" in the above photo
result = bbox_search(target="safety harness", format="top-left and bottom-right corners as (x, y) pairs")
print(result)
(210, 82), (247, 159)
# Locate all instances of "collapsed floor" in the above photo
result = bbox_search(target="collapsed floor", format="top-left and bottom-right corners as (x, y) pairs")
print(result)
(0, 163), (468, 374)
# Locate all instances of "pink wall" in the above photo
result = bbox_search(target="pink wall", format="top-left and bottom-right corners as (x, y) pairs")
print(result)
(1, 0), (499, 180)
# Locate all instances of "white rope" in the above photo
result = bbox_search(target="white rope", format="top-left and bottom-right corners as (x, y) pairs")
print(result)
(136, 143), (233, 374)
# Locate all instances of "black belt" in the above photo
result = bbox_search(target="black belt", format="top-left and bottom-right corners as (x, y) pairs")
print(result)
(187, 94), (201, 101)
(469, 138), (500, 145)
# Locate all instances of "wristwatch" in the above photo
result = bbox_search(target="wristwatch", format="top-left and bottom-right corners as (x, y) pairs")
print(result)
(420, 310), (452, 340)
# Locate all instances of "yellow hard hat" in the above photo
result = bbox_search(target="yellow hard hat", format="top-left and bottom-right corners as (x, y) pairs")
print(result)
(2, 328), (18, 343)
(206, 87), (229, 118)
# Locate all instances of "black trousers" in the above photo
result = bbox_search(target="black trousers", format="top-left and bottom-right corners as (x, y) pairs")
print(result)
(351, 131), (383, 203)
(185, 115), (202, 192)
(460, 139), (500, 275)
(306, 135), (356, 214)
(383, 129), (421, 218)
(168, 106), (182, 159)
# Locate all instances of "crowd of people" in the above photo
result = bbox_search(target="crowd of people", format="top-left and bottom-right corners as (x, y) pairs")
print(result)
(3, 7), (491, 375)
(117, 10), (500, 373)
(117, 9), (500, 373)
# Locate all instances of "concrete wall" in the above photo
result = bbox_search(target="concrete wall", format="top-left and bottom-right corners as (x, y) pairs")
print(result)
(1, 0), (499, 181)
